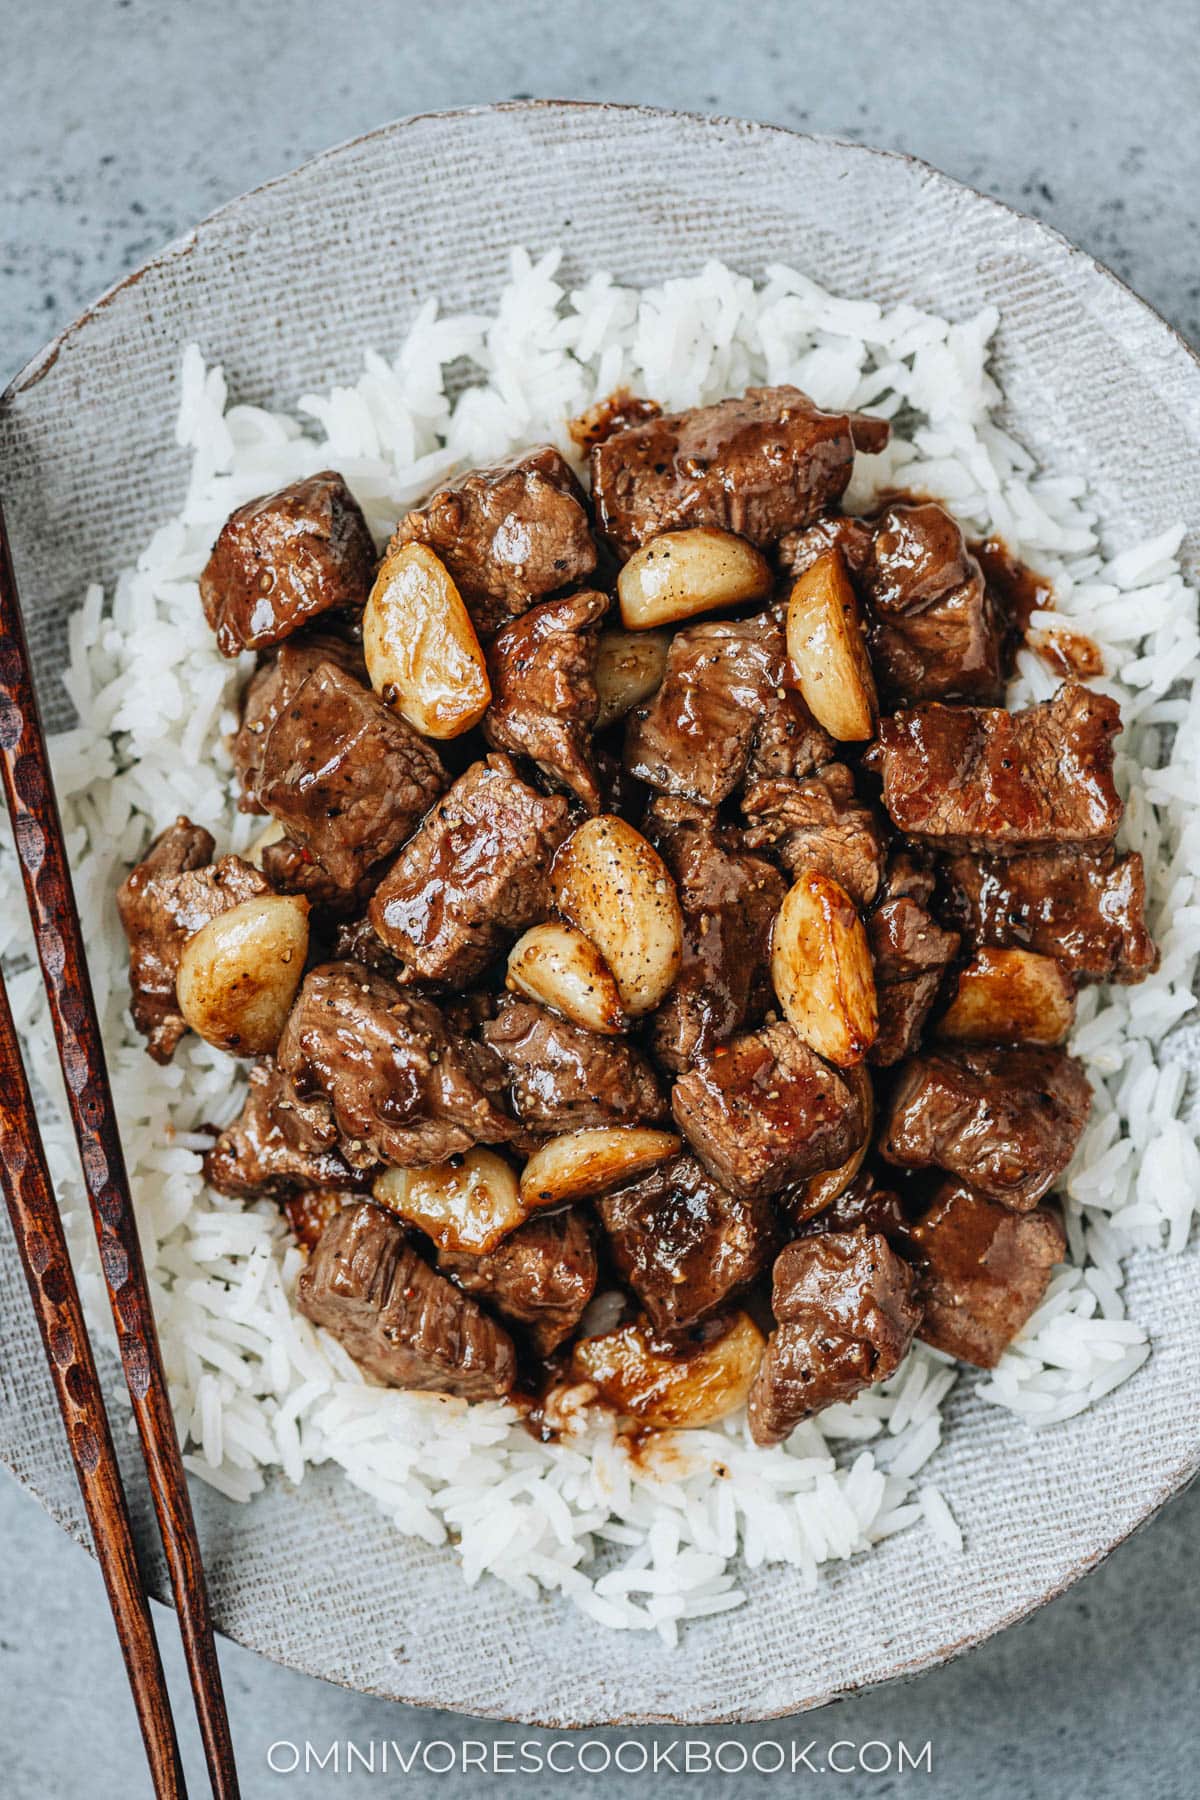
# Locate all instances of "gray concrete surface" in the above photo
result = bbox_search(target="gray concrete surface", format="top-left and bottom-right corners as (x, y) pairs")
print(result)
(1, 1), (1197, 1794)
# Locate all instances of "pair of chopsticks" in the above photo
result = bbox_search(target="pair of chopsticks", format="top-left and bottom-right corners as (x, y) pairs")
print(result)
(0, 503), (239, 1797)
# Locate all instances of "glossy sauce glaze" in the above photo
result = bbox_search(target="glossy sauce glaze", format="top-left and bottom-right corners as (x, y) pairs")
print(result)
(973, 533), (1103, 678)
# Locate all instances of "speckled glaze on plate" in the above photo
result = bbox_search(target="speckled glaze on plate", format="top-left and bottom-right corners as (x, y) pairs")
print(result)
(2, 101), (1198, 1726)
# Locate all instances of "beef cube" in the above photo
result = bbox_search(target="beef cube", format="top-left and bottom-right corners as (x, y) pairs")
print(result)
(748, 1232), (922, 1444)
(200, 472), (376, 657)
(233, 629), (365, 813)
(861, 501), (1003, 703)
(940, 846), (1157, 983)
(368, 755), (570, 984)
(483, 589), (606, 809)
(742, 764), (887, 907)
(910, 1179), (1066, 1367)
(590, 385), (889, 558)
(116, 821), (269, 1062)
(597, 1153), (775, 1332)
(671, 1021), (863, 1202)
(481, 996), (664, 1134)
(644, 797), (785, 1072)
(276, 962), (517, 1167)
(204, 1060), (371, 1197)
(880, 1044), (1091, 1211)
(297, 1202), (516, 1398)
(870, 682), (1123, 854)
(438, 1208), (598, 1357)
(625, 611), (832, 806)
(867, 895), (960, 1066)
(390, 446), (597, 633)
(776, 513), (875, 582)
(257, 660), (445, 890)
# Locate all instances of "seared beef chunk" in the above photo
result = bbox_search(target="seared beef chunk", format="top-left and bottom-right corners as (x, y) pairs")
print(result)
(591, 385), (889, 558)
(298, 1202), (516, 1398)
(116, 823), (268, 1062)
(910, 1179), (1066, 1367)
(257, 660), (445, 890)
(776, 513), (874, 581)
(870, 682), (1123, 853)
(390, 446), (597, 633)
(941, 846), (1157, 983)
(200, 472), (375, 657)
(860, 501), (1003, 703)
(481, 996), (664, 1134)
(276, 962), (516, 1167)
(438, 1208), (598, 1356)
(598, 1154), (774, 1332)
(626, 611), (833, 806)
(483, 589), (606, 809)
(794, 1172), (911, 1248)
(204, 1060), (370, 1197)
(233, 630), (365, 814)
(369, 755), (570, 984)
(748, 1232), (922, 1445)
(644, 797), (785, 1072)
(881, 1045), (1091, 1211)
(671, 1021), (864, 1202)
(868, 895), (960, 1067)
(742, 764), (887, 907)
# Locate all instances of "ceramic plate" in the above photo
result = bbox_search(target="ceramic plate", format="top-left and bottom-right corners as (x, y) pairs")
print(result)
(2, 102), (1198, 1724)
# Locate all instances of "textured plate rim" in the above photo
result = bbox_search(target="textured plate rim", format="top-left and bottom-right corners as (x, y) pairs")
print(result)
(2, 97), (1199, 1725)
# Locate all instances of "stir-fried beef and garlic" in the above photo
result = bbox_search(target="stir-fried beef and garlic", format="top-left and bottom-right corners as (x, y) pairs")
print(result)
(117, 385), (1157, 1446)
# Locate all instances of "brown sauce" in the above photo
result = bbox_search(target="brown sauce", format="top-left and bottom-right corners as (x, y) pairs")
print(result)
(1026, 626), (1105, 680)
(972, 533), (1103, 682)
(972, 535), (1051, 636)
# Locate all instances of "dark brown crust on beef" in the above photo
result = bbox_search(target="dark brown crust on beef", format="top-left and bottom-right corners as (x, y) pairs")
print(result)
(598, 1154), (775, 1332)
(671, 1022), (862, 1202)
(880, 1045), (1092, 1211)
(481, 996), (665, 1134)
(591, 386), (887, 558)
(298, 1202), (516, 1398)
(368, 756), (571, 985)
(483, 589), (606, 809)
(625, 610), (833, 807)
(390, 445), (597, 633)
(870, 683), (1123, 854)
(748, 1232), (922, 1444)
(257, 660), (446, 891)
(910, 1179), (1066, 1368)
(200, 472), (376, 657)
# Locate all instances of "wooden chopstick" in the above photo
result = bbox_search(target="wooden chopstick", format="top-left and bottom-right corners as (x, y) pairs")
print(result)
(0, 966), (187, 1798)
(0, 504), (240, 1799)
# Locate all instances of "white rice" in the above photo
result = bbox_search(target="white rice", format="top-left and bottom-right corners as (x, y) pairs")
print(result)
(4, 246), (1198, 1636)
